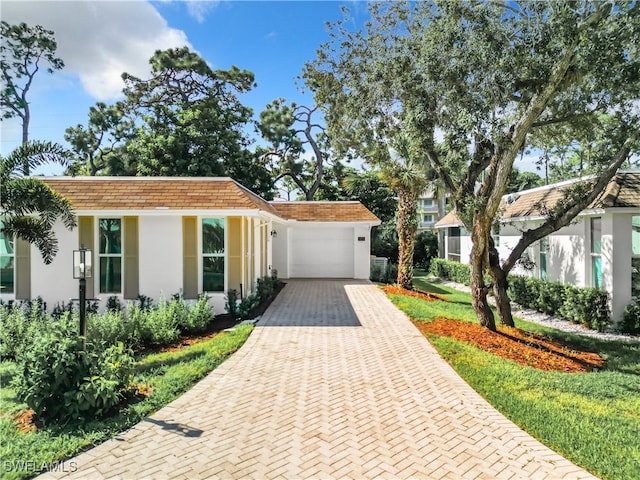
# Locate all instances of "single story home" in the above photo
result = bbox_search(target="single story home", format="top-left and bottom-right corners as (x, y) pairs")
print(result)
(0, 177), (380, 313)
(435, 171), (640, 324)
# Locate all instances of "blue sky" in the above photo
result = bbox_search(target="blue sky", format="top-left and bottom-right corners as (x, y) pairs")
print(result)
(1, 1), (369, 174)
(1, 0), (541, 176)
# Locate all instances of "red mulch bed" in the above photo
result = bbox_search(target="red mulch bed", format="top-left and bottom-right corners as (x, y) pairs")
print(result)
(382, 285), (448, 302)
(413, 318), (606, 373)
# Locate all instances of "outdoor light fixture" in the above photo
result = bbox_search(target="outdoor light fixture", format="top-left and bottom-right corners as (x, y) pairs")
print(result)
(73, 247), (93, 338)
(270, 229), (278, 238)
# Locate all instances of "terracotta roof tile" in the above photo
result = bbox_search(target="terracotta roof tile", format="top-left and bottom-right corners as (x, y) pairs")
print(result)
(269, 201), (380, 223)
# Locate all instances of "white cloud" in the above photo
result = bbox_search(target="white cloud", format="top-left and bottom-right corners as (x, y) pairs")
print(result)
(185, 0), (219, 23)
(1, 1), (191, 100)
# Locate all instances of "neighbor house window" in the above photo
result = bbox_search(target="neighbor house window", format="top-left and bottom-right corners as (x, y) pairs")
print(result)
(0, 226), (14, 294)
(422, 199), (434, 209)
(539, 237), (548, 281)
(202, 218), (225, 292)
(99, 218), (122, 293)
(448, 227), (461, 262)
(632, 216), (640, 298)
(422, 214), (434, 224)
(590, 217), (602, 289)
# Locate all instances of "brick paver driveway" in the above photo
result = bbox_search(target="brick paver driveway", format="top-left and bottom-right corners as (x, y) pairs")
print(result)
(40, 279), (597, 479)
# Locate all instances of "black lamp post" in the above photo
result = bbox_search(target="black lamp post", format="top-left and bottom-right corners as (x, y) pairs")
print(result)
(73, 247), (93, 338)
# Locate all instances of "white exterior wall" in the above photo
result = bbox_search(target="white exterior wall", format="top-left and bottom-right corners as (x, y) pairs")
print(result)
(271, 221), (289, 279)
(353, 225), (373, 279)
(30, 221), (77, 309)
(138, 216), (183, 303)
(605, 214), (633, 323)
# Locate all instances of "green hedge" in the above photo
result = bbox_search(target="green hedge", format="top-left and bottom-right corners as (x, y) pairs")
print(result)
(429, 258), (611, 332)
(622, 300), (640, 335)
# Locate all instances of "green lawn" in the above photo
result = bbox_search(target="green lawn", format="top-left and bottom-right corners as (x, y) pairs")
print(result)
(0, 325), (253, 480)
(387, 275), (640, 480)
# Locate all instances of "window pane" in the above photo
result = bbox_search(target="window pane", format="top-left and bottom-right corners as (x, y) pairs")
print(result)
(0, 227), (14, 294)
(590, 218), (602, 254)
(203, 257), (224, 292)
(633, 216), (640, 256)
(540, 253), (547, 281)
(0, 256), (14, 294)
(99, 219), (122, 254)
(592, 256), (602, 289)
(100, 257), (122, 293)
(202, 219), (224, 254)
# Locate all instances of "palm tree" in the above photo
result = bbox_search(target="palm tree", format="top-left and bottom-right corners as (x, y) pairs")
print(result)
(1, 141), (76, 264)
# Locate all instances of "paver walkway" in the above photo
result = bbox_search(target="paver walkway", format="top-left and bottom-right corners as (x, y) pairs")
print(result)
(40, 280), (598, 480)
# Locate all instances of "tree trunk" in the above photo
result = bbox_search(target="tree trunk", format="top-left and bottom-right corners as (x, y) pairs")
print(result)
(469, 222), (496, 331)
(397, 188), (419, 289)
(22, 105), (30, 175)
(489, 239), (514, 327)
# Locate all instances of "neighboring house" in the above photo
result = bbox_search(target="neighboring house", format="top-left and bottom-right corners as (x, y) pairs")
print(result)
(435, 171), (640, 324)
(0, 177), (379, 313)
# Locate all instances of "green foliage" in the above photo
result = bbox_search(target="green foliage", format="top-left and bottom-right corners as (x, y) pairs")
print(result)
(431, 259), (611, 331)
(413, 231), (439, 270)
(106, 295), (123, 313)
(86, 310), (126, 347)
(0, 300), (48, 359)
(225, 289), (239, 318)
(237, 294), (260, 321)
(0, 21), (64, 148)
(0, 141), (75, 264)
(12, 317), (134, 423)
(383, 263), (398, 284)
(370, 264), (382, 283)
(430, 258), (472, 286)
(622, 301), (640, 335)
(1, 327), (253, 480)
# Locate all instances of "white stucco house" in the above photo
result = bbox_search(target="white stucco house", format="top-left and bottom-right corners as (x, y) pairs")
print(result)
(0, 177), (380, 313)
(435, 171), (640, 324)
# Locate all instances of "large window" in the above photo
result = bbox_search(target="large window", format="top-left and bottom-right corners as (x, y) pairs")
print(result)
(99, 219), (122, 293)
(422, 214), (434, 224)
(202, 218), (225, 292)
(633, 216), (640, 298)
(0, 226), (14, 294)
(590, 217), (602, 289)
(447, 227), (461, 262)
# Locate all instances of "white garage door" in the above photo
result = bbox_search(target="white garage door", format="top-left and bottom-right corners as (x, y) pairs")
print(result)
(290, 227), (354, 278)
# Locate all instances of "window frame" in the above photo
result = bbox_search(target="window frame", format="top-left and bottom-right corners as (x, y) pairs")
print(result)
(632, 216), (640, 298)
(589, 217), (602, 289)
(201, 217), (226, 293)
(539, 237), (548, 281)
(98, 217), (123, 294)
(0, 225), (15, 295)
(447, 226), (461, 262)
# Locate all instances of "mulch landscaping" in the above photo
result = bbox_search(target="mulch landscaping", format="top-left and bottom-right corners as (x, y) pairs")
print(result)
(386, 285), (606, 373)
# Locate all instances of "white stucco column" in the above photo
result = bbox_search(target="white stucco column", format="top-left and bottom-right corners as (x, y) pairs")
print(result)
(603, 213), (633, 325)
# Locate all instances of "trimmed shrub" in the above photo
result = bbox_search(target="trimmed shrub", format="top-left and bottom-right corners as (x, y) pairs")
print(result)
(622, 300), (640, 335)
(86, 310), (126, 347)
(384, 263), (399, 284)
(370, 264), (382, 282)
(431, 259), (611, 332)
(186, 295), (214, 333)
(225, 289), (239, 318)
(12, 316), (134, 423)
(238, 294), (260, 320)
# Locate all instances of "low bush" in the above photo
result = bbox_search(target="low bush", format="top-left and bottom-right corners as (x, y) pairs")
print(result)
(622, 300), (640, 335)
(238, 294), (261, 320)
(384, 263), (399, 284)
(0, 299), (49, 359)
(225, 289), (239, 318)
(370, 264), (382, 282)
(431, 258), (611, 332)
(12, 316), (134, 423)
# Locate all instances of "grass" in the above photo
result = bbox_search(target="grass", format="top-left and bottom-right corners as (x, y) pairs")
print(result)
(0, 324), (253, 480)
(388, 274), (640, 480)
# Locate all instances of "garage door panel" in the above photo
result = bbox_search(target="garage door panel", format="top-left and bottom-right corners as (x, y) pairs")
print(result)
(290, 227), (354, 278)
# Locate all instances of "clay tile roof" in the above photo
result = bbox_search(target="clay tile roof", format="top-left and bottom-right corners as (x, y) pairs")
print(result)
(269, 201), (380, 223)
(42, 177), (281, 215)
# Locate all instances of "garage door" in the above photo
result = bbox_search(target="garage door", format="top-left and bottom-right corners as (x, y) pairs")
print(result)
(290, 227), (354, 278)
